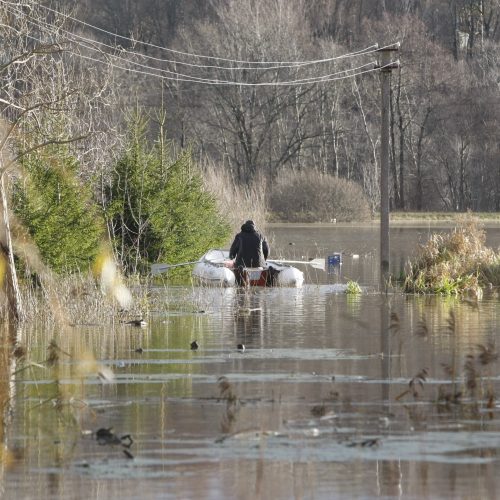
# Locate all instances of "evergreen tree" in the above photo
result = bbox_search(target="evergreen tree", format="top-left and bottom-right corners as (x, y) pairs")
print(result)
(13, 145), (104, 274)
(106, 112), (230, 275)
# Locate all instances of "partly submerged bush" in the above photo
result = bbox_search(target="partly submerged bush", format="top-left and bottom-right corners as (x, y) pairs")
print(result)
(404, 216), (500, 295)
(345, 280), (362, 294)
(269, 169), (371, 222)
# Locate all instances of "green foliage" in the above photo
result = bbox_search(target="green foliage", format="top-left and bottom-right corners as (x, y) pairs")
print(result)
(404, 215), (500, 295)
(13, 146), (104, 274)
(345, 280), (362, 294)
(105, 112), (230, 275)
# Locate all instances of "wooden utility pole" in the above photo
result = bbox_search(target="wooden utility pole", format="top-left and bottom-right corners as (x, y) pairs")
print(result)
(377, 43), (399, 290)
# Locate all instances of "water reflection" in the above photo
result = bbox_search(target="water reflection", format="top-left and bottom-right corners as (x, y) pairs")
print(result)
(4, 224), (500, 499)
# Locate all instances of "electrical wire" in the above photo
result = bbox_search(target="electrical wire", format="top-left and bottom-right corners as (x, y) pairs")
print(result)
(62, 26), (381, 84)
(3, 4), (378, 85)
(0, 0), (397, 86)
(0, 0), (381, 68)
(64, 49), (389, 86)
(8, 27), (392, 87)
(67, 27), (379, 72)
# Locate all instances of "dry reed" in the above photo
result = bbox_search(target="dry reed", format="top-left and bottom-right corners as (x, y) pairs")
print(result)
(404, 215), (500, 295)
(203, 162), (268, 232)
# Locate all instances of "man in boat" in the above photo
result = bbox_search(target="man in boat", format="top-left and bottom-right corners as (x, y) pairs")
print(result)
(229, 220), (270, 285)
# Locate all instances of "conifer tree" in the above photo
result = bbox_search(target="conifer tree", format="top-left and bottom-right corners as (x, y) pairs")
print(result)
(105, 112), (230, 275)
(13, 146), (104, 274)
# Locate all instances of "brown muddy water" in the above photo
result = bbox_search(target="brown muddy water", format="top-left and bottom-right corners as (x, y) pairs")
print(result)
(3, 224), (500, 499)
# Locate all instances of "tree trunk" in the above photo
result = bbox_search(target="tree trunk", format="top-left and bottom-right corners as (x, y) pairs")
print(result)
(0, 171), (23, 324)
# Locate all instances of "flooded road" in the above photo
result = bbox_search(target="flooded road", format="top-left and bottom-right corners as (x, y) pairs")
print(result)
(3, 224), (500, 499)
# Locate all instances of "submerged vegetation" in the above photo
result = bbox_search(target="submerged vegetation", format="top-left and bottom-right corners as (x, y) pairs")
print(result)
(345, 280), (362, 295)
(395, 310), (499, 415)
(404, 216), (500, 295)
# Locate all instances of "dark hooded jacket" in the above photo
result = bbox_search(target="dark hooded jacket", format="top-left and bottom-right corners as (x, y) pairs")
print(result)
(229, 220), (269, 268)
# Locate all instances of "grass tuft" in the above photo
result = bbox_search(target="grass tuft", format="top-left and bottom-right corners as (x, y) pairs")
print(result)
(404, 215), (500, 295)
(345, 280), (362, 294)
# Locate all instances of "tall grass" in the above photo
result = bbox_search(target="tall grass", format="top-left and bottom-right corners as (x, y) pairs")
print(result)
(203, 162), (268, 232)
(203, 163), (373, 226)
(404, 215), (500, 295)
(19, 273), (119, 325)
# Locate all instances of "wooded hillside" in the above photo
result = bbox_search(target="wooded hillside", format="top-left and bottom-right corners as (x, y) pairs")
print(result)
(5, 0), (500, 212)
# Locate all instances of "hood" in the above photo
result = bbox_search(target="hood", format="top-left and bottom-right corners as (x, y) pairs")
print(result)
(241, 220), (256, 232)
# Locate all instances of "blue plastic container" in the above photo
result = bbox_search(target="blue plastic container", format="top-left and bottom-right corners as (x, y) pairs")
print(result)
(327, 253), (342, 267)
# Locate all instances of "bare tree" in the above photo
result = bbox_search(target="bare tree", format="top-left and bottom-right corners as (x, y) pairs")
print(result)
(0, 1), (118, 321)
(175, 0), (363, 182)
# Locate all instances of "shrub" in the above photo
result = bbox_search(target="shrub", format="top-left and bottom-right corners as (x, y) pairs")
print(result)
(13, 145), (103, 274)
(105, 112), (231, 275)
(268, 169), (371, 222)
(346, 280), (362, 294)
(404, 215), (500, 295)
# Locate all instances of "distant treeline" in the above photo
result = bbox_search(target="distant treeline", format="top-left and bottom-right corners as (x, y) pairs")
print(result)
(71, 0), (500, 213)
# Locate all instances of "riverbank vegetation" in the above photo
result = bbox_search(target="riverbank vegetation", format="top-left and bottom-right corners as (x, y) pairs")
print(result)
(404, 217), (500, 296)
(103, 113), (230, 275)
(391, 212), (500, 223)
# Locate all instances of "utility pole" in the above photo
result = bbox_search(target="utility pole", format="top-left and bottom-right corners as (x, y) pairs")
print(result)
(376, 43), (399, 290)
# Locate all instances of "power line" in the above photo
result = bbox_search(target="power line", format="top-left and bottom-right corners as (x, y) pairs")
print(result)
(1, 0), (381, 68)
(5, 5), (378, 85)
(61, 26), (381, 85)
(60, 21), (381, 72)
(70, 29), (379, 73)
(8, 26), (393, 87)
(71, 46), (386, 86)
(1, 0), (397, 87)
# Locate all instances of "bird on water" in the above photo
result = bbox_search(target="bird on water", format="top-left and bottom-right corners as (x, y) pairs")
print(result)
(190, 340), (199, 350)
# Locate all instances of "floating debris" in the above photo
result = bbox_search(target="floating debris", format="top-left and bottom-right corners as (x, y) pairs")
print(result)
(347, 438), (380, 448)
(13, 344), (26, 360)
(217, 376), (240, 434)
(310, 404), (327, 418)
(396, 368), (428, 400)
(123, 318), (147, 327)
(236, 307), (262, 316)
(46, 339), (71, 367)
(477, 342), (498, 365)
(97, 367), (115, 383)
(95, 428), (134, 448)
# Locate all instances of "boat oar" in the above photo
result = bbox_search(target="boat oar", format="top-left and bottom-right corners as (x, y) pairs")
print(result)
(268, 258), (325, 271)
(151, 261), (200, 275)
(151, 258), (227, 276)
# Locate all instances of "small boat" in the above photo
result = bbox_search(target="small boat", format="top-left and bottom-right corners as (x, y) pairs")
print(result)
(192, 249), (305, 287)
